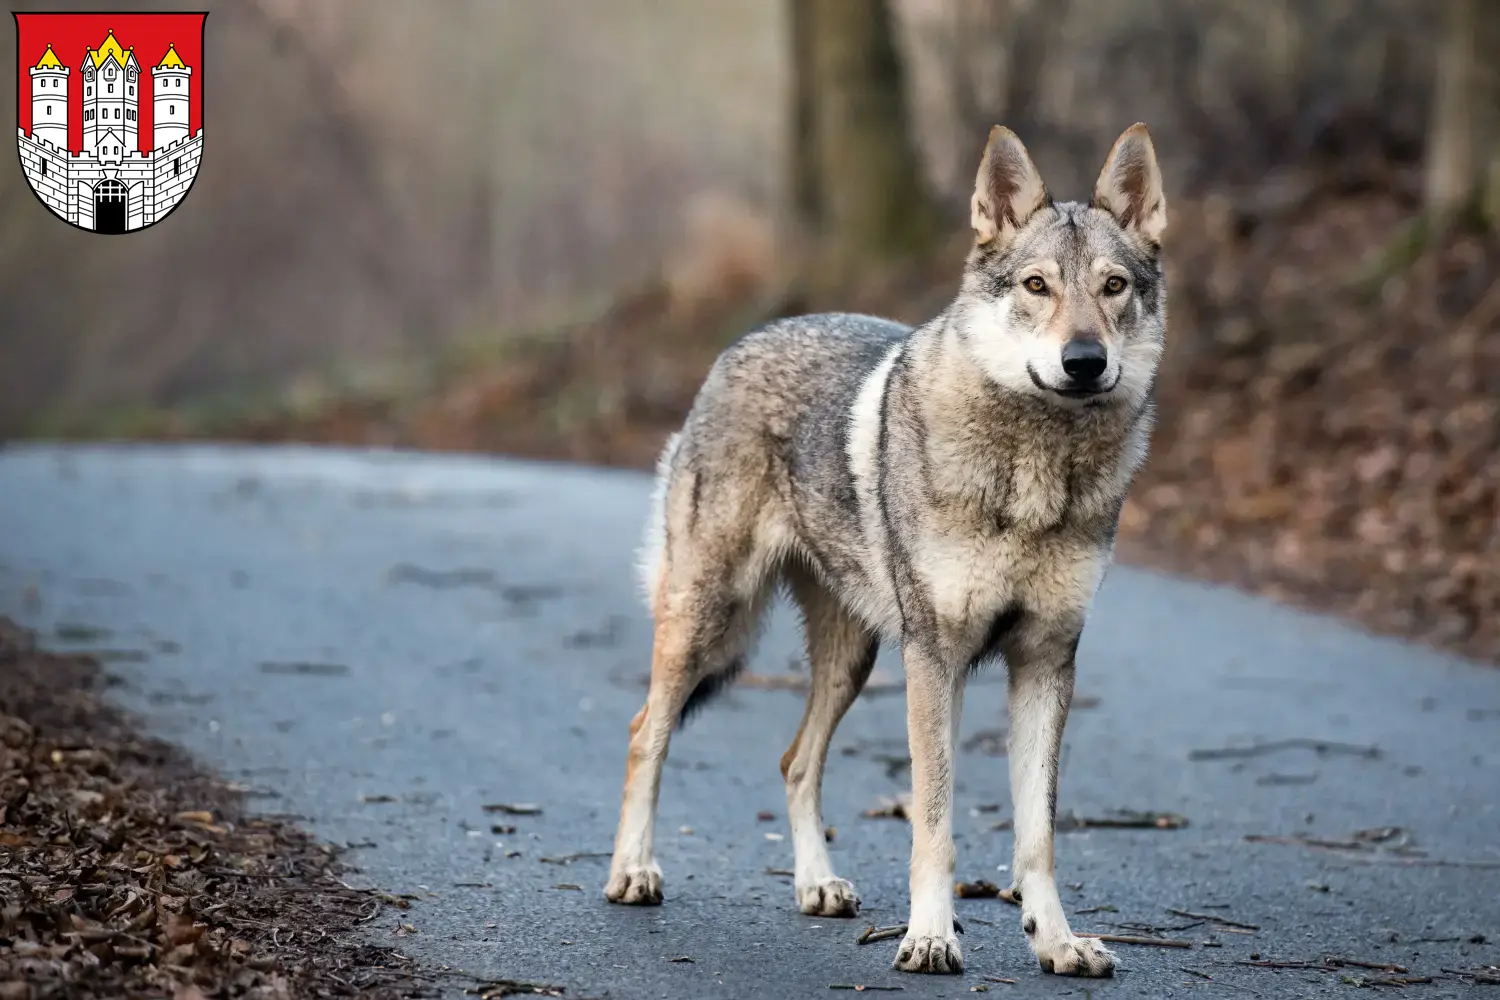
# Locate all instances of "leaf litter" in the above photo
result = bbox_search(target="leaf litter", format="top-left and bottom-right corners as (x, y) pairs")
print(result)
(0, 618), (428, 999)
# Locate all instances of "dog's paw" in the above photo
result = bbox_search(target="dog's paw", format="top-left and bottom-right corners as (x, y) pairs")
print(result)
(796, 877), (860, 917)
(604, 863), (663, 905)
(1036, 936), (1115, 978)
(893, 932), (964, 974)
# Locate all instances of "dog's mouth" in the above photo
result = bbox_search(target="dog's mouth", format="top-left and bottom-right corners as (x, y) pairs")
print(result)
(1026, 364), (1117, 401)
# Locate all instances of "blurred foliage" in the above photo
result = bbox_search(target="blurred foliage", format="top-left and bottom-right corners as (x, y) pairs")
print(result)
(4, 0), (1498, 665)
(1, 0), (1449, 433)
(902, 0), (1434, 199)
(0, 0), (779, 431)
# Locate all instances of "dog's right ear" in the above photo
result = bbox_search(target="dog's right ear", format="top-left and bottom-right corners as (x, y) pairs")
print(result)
(970, 126), (1049, 247)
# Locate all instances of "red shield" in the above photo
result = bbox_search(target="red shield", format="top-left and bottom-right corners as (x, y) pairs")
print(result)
(14, 11), (206, 234)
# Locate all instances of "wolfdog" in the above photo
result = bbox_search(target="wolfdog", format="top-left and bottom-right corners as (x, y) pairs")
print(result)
(605, 124), (1166, 978)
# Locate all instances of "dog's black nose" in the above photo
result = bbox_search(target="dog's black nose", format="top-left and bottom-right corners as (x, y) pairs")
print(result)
(1060, 338), (1108, 382)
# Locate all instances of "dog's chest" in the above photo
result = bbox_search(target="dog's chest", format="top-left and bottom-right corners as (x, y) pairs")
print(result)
(928, 420), (1130, 536)
(910, 519), (1105, 631)
(908, 423), (1134, 625)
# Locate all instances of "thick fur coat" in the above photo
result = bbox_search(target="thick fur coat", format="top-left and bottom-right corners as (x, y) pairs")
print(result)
(606, 124), (1168, 979)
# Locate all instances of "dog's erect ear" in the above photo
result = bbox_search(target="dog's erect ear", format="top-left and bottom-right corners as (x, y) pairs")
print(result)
(971, 125), (1049, 247)
(1092, 123), (1166, 245)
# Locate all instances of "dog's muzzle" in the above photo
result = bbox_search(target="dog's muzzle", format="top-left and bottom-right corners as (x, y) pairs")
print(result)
(1027, 339), (1117, 399)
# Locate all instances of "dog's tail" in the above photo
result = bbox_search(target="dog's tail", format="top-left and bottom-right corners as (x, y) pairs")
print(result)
(635, 431), (682, 613)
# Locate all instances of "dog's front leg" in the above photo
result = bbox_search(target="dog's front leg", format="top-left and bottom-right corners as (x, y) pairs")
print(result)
(1006, 628), (1114, 977)
(893, 641), (964, 974)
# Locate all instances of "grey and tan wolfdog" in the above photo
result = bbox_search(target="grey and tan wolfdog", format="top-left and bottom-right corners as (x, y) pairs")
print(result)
(605, 123), (1167, 978)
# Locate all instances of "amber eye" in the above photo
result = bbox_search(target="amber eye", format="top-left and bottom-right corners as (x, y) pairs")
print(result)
(1103, 275), (1128, 295)
(1022, 276), (1048, 294)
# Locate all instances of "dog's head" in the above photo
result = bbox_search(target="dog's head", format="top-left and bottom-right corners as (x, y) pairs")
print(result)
(956, 124), (1167, 410)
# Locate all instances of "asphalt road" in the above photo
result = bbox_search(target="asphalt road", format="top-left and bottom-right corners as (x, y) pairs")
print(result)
(1, 443), (1497, 999)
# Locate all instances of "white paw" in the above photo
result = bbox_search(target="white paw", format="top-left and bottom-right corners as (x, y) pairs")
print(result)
(796, 877), (860, 917)
(1034, 935), (1115, 977)
(604, 863), (663, 905)
(893, 931), (964, 974)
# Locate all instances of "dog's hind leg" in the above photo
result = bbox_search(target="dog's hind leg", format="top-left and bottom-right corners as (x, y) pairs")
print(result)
(1004, 624), (1114, 977)
(780, 568), (877, 917)
(605, 565), (768, 906)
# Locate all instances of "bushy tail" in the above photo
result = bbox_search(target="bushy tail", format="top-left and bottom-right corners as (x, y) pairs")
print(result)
(635, 432), (682, 613)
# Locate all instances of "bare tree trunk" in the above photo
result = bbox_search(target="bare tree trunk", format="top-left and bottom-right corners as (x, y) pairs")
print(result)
(1424, 0), (1500, 229)
(789, 0), (822, 238)
(790, 0), (941, 292)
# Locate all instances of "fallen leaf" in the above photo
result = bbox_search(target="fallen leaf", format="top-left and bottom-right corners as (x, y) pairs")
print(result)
(862, 793), (912, 820)
(955, 879), (1001, 899)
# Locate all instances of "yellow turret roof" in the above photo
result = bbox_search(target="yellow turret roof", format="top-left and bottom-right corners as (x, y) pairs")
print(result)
(34, 44), (63, 69)
(86, 30), (133, 70)
(157, 44), (185, 69)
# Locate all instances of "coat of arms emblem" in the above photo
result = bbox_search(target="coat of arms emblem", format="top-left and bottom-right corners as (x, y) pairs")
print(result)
(14, 12), (206, 233)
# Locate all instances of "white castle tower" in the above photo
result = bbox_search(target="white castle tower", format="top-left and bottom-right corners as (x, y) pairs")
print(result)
(28, 44), (68, 150)
(19, 28), (204, 232)
(152, 44), (191, 148)
(81, 30), (139, 157)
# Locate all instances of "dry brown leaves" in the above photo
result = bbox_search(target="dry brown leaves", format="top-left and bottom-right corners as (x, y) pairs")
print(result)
(1128, 180), (1500, 663)
(0, 619), (426, 1000)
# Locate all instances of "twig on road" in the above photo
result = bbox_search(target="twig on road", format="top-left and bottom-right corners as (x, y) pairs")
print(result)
(1189, 738), (1381, 761)
(1246, 833), (1500, 869)
(829, 986), (904, 992)
(993, 810), (1189, 831)
(1236, 957), (1417, 980)
(856, 920), (964, 945)
(1326, 956), (1409, 973)
(1057, 810), (1189, 830)
(1115, 920), (1204, 936)
(1235, 960), (1325, 970)
(1168, 907), (1261, 931)
(1178, 969), (1266, 997)
(1078, 932), (1194, 949)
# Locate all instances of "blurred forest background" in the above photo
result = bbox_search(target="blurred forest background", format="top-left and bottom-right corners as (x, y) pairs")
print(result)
(2, 0), (1497, 665)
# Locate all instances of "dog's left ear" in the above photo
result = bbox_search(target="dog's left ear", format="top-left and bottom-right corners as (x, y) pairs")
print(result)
(1091, 123), (1166, 245)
